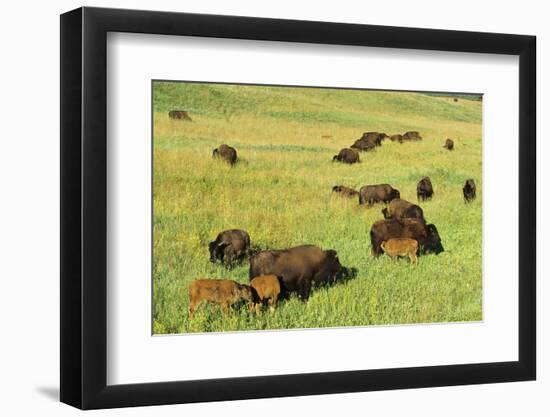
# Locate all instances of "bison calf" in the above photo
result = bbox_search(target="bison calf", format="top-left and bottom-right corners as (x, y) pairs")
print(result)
(381, 238), (418, 264)
(250, 275), (281, 314)
(188, 279), (253, 319)
(463, 179), (476, 203)
(213, 144), (237, 165)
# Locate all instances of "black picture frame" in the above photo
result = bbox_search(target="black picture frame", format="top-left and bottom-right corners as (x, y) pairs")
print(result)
(60, 6), (536, 410)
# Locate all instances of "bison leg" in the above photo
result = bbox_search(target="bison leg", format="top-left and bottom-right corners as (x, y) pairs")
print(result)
(410, 253), (418, 264)
(298, 279), (311, 302)
(268, 297), (277, 313)
(188, 301), (199, 319)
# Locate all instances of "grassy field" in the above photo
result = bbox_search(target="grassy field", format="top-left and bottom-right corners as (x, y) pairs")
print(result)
(152, 81), (482, 334)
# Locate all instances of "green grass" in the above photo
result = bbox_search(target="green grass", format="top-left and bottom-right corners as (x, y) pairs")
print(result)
(152, 81), (482, 334)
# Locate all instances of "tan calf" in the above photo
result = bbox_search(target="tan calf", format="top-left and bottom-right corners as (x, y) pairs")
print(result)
(188, 279), (253, 319)
(250, 275), (281, 314)
(380, 238), (419, 264)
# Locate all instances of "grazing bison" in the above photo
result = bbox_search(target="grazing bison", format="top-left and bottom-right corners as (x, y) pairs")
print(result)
(381, 198), (425, 222)
(332, 185), (359, 198)
(362, 132), (388, 146)
(249, 245), (348, 301)
(351, 138), (376, 152)
(188, 279), (254, 319)
(403, 131), (422, 141)
(381, 238), (419, 264)
(209, 229), (251, 268)
(333, 148), (360, 164)
(416, 177), (434, 202)
(250, 275), (281, 314)
(463, 179), (477, 203)
(444, 138), (454, 150)
(359, 184), (400, 206)
(390, 134), (404, 143)
(168, 110), (192, 121)
(213, 144), (237, 165)
(370, 218), (443, 256)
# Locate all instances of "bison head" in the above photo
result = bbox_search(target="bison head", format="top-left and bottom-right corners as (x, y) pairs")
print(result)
(209, 241), (227, 262)
(332, 185), (342, 193)
(424, 224), (444, 254)
(391, 189), (401, 200)
(381, 207), (391, 219)
(212, 148), (219, 157)
(235, 284), (254, 303)
(332, 155), (339, 162)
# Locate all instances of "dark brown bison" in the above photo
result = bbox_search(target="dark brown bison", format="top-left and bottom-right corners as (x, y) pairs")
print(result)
(249, 245), (349, 301)
(390, 134), (404, 143)
(370, 218), (443, 256)
(333, 148), (360, 164)
(332, 185), (359, 198)
(381, 198), (425, 222)
(354, 132), (389, 149)
(168, 110), (192, 121)
(381, 238), (419, 264)
(188, 279), (254, 318)
(444, 138), (454, 150)
(351, 138), (376, 152)
(403, 131), (422, 141)
(250, 275), (282, 314)
(463, 179), (476, 203)
(213, 144), (237, 165)
(209, 229), (251, 268)
(416, 177), (434, 202)
(359, 184), (400, 206)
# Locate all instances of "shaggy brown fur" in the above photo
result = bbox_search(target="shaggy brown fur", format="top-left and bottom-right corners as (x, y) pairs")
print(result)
(381, 238), (419, 264)
(250, 275), (281, 314)
(188, 279), (253, 319)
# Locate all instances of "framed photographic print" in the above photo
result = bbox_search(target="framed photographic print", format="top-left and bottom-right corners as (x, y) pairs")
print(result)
(60, 6), (536, 410)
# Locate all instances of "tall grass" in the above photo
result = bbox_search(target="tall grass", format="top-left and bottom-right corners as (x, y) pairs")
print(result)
(153, 82), (482, 334)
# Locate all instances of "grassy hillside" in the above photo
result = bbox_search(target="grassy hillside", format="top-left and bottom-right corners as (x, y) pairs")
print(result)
(152, 81), (482, 334)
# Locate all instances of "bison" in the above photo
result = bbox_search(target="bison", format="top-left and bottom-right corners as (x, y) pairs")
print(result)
(209, 229), (251, 268)
(250, 275), (281, 314)
(332, 185), (359, 198)
(213, 144), (237, 165)
(370, 218), (443, 257)
(168, 110), (192, 121)
(359, 184), (400, 206)
(416, 177), (434, 202)
(188, 279), (254, 319)
(351, 138), (376, 152)
(381, 198), (425, 222)
(333, 148), (360, 164)
(444, 138), (454, 150)
(249, 245), (349, 301)
(403, 131), (422, 141)
(463, 179), (476, 203)
(381, 238), (419, 264)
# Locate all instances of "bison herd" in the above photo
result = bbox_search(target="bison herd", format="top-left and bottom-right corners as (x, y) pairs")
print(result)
(187, 129), (478, 319)
(332, 130), (458, 163)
